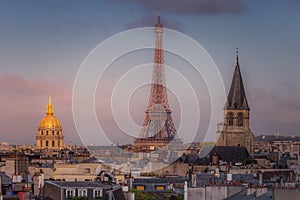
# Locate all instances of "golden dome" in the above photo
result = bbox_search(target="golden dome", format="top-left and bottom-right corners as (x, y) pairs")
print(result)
(38, 96), (62, 129)
(39, 115), (61, 129)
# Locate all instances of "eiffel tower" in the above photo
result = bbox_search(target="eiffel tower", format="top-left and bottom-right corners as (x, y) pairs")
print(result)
(133, 12), (182, 151)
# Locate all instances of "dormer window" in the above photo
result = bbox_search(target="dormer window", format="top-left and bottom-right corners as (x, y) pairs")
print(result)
(66, 189), (75, 198)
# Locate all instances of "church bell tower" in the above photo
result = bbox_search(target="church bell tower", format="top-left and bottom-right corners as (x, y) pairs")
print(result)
(216, 49), (254, 154)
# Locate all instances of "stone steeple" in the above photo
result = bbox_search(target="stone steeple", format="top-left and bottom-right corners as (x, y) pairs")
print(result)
(225, 48), (249, 110)
(216, 49), (254, 154)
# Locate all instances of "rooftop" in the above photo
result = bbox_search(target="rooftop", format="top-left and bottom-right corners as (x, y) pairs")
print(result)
(45, 181), (112, 189)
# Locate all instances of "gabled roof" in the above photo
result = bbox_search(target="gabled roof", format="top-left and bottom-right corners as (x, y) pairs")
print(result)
(225, 50), (250, 110)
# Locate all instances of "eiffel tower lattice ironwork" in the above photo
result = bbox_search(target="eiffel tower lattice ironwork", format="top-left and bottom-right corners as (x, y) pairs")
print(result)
(134, 12), (179, 150)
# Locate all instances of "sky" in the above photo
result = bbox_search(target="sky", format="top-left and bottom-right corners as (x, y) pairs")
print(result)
(0, 0), (299, 145)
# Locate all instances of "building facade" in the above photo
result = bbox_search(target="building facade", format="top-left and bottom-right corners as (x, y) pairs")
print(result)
(216, 50), (254, 154)
(36, 96), (64, 150)
(42, 181), (125, 200)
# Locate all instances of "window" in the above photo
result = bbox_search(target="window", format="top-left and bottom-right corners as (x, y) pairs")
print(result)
(84, 168), (91, 174)
(65, 189), (75, 198)
(93, 189), (103, 198)
(46, 141), (48, 147)
(52, 131), (54, 135)
(46, 131), (48, 135)
(155, 185), (165, 191)
(136, 185), (145, 191)
(78, 189), (87, 197)
(228, 112), (234, 126)
(58, 140), (60, 147)
(52, 140), (55, 147)
(237, 113), (243, 126)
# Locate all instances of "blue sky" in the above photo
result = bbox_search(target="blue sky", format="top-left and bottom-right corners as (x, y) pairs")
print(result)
(0, 0), (299, 145)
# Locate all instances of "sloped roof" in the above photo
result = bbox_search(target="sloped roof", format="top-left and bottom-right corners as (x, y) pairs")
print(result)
(196, 146), (250, 165)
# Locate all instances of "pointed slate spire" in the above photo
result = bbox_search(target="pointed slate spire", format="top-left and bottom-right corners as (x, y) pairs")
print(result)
(225, 49), (250, 110)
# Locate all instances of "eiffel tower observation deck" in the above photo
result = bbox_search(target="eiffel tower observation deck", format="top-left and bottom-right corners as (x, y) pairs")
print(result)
(133, 11), (183, 151)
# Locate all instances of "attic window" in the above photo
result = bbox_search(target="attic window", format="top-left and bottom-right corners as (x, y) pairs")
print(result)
(78, 189), (87, 197)
(93, 189), (103, 198)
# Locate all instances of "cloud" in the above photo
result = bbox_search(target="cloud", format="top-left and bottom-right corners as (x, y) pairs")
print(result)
(0, 74), (66, 97)
(248, 87), (300, 135)
(0, 75), (81, 145)
(126, 16), (184, 31)
(126, 0), (246, 15)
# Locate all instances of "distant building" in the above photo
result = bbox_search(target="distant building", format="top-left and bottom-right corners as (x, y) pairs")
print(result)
(36, 96), (64, 150)
(42, 181), (125, 200)
(0, 172), (12, 195)
(1, 156), (29, 178)
(216, 50), (254, 154)
(197, 146), (250, 166)
(133, 176), (187, 193)
(225, 188), (272, 200)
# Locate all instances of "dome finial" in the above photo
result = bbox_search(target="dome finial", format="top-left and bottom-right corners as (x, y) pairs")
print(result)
(48, 95), (52, 104)
(47, 95), (54, 116)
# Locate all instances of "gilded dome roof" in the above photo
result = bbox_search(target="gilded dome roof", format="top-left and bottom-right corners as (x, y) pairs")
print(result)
(39, 115), (61, 129)
(38, 96), (62, 129)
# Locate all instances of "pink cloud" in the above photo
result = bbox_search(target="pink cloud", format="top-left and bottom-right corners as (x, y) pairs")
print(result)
(249, 87), (300, 135)
(0, 74), (81, 145)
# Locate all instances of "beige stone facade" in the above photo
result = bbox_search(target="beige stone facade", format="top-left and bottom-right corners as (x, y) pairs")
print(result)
(36, 96), (63, 150)
(216, 109), (254, 154)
